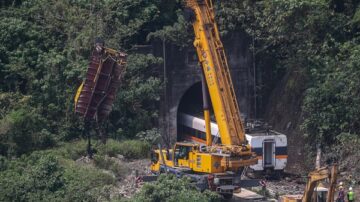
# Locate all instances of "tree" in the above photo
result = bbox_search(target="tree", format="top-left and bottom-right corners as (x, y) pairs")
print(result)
(0, 0), (183, 155)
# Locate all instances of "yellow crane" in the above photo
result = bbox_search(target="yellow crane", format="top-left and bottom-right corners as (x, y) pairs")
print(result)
(150, 0), (257, 198)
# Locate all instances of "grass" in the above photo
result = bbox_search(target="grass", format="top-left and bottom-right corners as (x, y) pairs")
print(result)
(54, 138), (150, 179)
(93, 154), (130, 179)
(48, 138), (150, 160)
(96, 139), (151, 159)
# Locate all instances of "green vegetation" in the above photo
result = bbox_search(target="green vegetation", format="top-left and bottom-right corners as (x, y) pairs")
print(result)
(0, 139), (151, 201)
(129, 174), (220, 202)
(96, 139), (151, 159)
(1, 0), (360, 200)
(0, 143), (115, 202)
(0, 0), (181, 157)
(0, 140), (218, 201)
(216, 1), (360, 154)
(53, 139), (150, 160)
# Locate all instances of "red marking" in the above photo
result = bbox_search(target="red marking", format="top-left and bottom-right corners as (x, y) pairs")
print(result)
(184, 135), (206, 144)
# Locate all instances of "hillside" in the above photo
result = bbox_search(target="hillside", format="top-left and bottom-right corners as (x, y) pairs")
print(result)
(1, 0), (360, 201)
(0, 139), (220, 201)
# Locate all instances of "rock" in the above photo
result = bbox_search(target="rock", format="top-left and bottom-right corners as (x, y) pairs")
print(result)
(117, 154), (125, 161)
(101, 169), (116, 178)
(75, 156), (93, 165)
(340, 171), (348, 176)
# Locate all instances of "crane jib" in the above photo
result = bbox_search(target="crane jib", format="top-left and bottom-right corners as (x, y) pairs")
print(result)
(186, 0), (246, 146)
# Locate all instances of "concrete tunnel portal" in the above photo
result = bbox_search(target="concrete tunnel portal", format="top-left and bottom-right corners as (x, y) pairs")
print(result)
(160, 32), (254, 144)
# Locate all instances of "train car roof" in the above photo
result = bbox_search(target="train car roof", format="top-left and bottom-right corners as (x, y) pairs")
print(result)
(246, 130), (286, 137)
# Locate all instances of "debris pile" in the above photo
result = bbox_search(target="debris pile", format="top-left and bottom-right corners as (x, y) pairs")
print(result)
(76, 154), (151, 199)
(116, 171), (144, 198)
(112, 158), (152, 198)
(266, 180), (305, 196)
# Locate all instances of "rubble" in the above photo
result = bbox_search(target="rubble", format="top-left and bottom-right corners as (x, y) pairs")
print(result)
(114, 158), (152, 198)
(76, 154), (152, 200)
(266, 179), (305, 196)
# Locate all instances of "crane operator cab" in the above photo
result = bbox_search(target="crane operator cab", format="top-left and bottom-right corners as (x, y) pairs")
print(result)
(174, 144), (193, 167)
(150, 143), (200, 173)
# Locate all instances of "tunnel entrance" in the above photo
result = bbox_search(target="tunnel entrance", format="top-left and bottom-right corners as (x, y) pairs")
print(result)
(177, 82), (214, 142)
(177, 82), (203, 116)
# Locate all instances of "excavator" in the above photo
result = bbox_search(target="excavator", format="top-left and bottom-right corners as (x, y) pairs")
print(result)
(150, 0), (257, 198)
(281, 165), (337, 202)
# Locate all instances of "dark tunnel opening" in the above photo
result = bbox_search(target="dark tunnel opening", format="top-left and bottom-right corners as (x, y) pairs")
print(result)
(177, 82), (214, 142)
(177, 82), (203, 116)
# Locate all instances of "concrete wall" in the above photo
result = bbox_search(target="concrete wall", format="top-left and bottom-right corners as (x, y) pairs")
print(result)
(157, 31), (254, 145)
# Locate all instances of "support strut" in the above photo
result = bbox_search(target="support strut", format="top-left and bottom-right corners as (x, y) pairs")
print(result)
(201, 70), (212, 146)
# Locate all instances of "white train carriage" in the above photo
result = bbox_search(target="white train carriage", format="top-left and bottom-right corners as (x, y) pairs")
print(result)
(245, 131), (287, 172)
(178, 113), (287, 172)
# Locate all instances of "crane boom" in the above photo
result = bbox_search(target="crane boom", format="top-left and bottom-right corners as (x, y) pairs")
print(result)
(185, 0), (245, 145)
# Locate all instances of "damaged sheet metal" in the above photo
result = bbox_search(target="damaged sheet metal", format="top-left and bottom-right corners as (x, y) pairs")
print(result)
(75, 47), (126, 121)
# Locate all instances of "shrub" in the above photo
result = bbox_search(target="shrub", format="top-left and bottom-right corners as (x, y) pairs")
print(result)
(94, 155), (114, 170)
(0, 154), (65, 201)
(0, 155), (7, 171)
(129, 174), (220, 202)
(60, 140), (88, 160)
(0, 108), (55, 157)
(97, 139), (150, 159)
(0, 150), (116, 202)
(47, 139), (150, 161)
(62, 161), (115, 202)
(109, 162), (130, 179)
(93, 155), (130, 179)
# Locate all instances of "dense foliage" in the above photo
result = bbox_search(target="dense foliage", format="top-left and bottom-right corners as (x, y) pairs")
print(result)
(129, 174), (220, 202)
(0, 147), (115, 201)
(0, 139), (151, 201)
(1, 0), (360, 200)
(216, 0), (360, 150)
(0, 0), (184, 156)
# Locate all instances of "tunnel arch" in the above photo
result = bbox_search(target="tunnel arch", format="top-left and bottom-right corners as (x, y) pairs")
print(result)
(159, 32), (254, 145)
(177, 81), (203, 116)
(177, 81), (202, 142)
(176, 81), (215, 142)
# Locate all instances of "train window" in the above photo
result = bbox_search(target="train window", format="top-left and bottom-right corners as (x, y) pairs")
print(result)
(150, 151), (159, 163)
(200, 132), (206, 140)
(175, 145), (191, 161)
(166, 150), (172, 160)
(178, 124), (210, 142)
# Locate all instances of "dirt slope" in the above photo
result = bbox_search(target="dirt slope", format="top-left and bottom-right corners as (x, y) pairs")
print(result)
(264, 68), (310, 174)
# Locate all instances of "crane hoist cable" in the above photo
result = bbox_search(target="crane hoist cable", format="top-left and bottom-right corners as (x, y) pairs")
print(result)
(83, 0), (104, 158)
(75, 40), (127, 158)
(85, 0), (97, 158)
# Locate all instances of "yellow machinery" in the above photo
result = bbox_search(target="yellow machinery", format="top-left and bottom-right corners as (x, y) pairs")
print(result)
(281, 165), (337, 202)
(150, 0), (257, 198)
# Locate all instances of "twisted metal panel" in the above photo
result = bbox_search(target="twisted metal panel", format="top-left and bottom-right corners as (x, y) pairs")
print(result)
(75, 48), (126, 121)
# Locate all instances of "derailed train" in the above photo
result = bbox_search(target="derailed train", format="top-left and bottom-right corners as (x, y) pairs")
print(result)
(178, 113), (287, 174)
